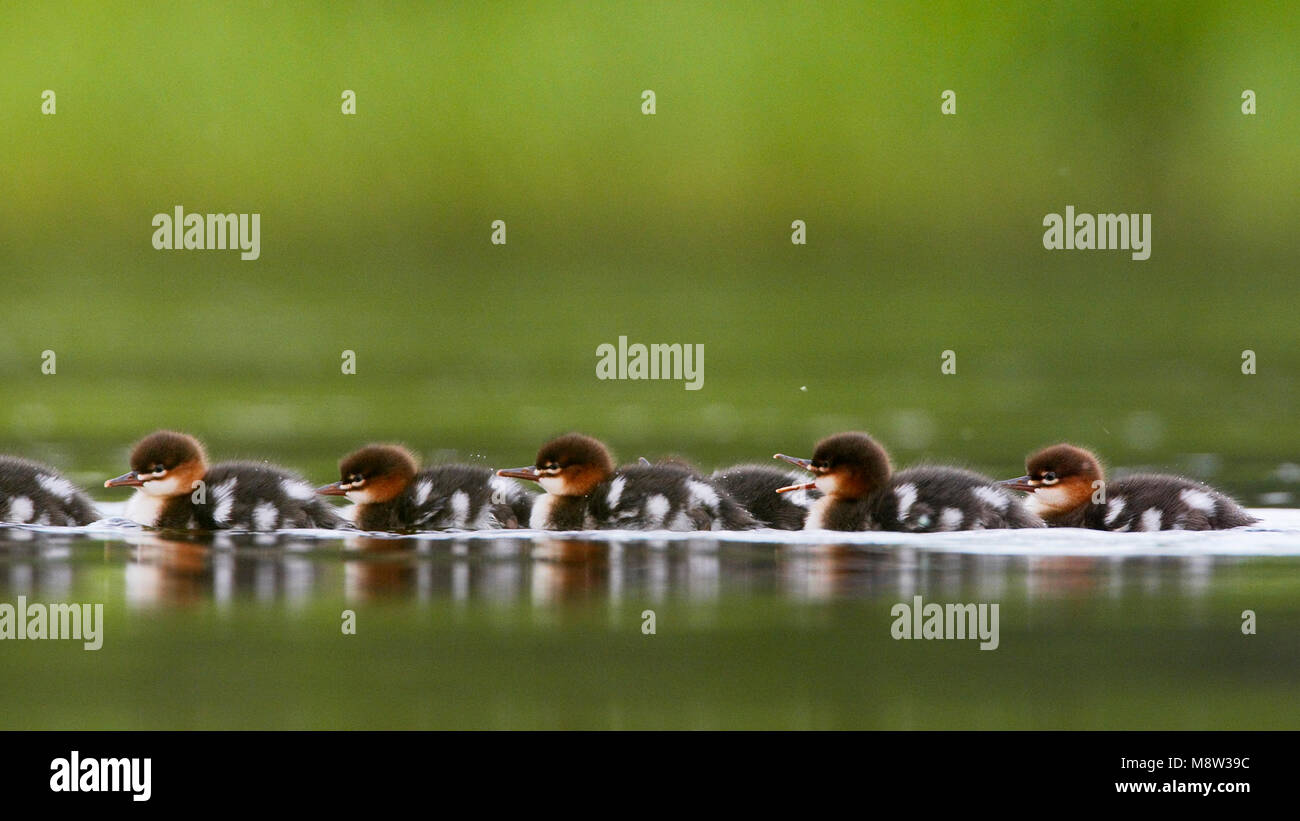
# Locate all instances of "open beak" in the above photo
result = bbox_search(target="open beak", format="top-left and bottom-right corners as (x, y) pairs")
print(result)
(104, 471), (144, 488)
(315, 481), (349, 496)
(776, 481), (817, 494)
(998, 475), (1037, 492)
(774, 453), (812, 471)
(496, 466), (541, 482)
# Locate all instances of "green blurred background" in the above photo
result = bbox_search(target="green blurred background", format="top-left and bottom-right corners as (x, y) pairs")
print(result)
(1, 0), (1296, 495)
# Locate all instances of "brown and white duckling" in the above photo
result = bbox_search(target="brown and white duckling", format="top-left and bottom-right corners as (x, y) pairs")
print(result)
(497, 433), (757, 531)
(104, 431), (344, 530)
(775, 432), (1042, 531)
(1000, 444), (1256, 531)
(0, 456), (100, 526)
(316, 444), (534, 531)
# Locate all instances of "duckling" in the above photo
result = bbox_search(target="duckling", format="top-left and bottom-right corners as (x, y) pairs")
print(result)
(104, 431), (345, 530)
(1000, 444), (1256, 531)
(776, 432), (1042, 531)
(709, 464), (821, 529)
(0, 456), (100, 526)
(316, 443), (534, 531)
(497, 433), (757, 530)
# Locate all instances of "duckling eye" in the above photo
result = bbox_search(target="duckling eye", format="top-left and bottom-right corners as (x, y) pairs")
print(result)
(1040, 471), (1059, 485)
(151, 464), (166, 474)
(349, 473), (365, 484)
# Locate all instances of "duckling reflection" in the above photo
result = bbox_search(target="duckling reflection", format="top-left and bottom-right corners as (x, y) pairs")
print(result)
(777, 543), (901, 600)
(124, 534), (213, 608)
(343, 553), (424, 602)
(0, 553), (75, 599)
(122, 532), (323, 608)
(529, 539), (611, 606)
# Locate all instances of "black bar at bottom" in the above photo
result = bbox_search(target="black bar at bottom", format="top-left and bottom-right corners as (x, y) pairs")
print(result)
(2, 730), (1285, 808)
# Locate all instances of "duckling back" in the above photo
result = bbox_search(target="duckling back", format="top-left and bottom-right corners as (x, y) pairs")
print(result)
(0, 456), (100, 526)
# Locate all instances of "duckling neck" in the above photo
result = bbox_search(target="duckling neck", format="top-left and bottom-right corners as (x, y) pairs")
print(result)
(125, 489), (173, 527)
(354, 500), (397, 531)
(1027, 495), (1089, 527)
(805, 494), (872, 531)
(531, 493), (589, 530)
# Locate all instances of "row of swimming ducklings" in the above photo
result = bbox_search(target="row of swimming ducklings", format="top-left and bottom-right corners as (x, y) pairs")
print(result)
(0, 430), (1257, 534)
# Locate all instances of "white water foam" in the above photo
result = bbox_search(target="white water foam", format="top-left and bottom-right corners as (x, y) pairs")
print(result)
(2, 504), (1298, 557)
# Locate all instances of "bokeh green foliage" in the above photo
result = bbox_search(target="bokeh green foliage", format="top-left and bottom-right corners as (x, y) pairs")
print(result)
(1, 1), (1295, 495)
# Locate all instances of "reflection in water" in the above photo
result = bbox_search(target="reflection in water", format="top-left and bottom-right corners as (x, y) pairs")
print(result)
(0, 524), (1273, 610)
(126, 537), (210, 607)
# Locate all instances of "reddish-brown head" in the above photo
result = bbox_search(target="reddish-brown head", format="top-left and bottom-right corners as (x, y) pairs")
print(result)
(317, 444), (418, 504)
(497, 433), (615, 497)
(1000, 443), (1104, 516)
(775, 432), (892, 500)
(104, 430), (208, 498)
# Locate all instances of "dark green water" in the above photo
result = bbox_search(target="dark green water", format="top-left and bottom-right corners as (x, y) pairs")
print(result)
(2, 525), (1297, 729)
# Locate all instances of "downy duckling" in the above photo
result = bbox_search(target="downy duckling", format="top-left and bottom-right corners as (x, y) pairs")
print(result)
(775, 432), (1042, 531)
(316, 443), (534, 531)
(497, 433), (757, 530)
(105, 431), (345, 530)
(1000, 443), (1256, 530)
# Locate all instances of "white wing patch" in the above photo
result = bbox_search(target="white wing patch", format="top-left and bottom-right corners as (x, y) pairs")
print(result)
(37, 474), (76, 502)
(252, 502), (279, 530)
(894, 484), (918, 519)
(1179, 488), (1216, 513)
(971, 486), (1009, 511)
(606, 475), (627, 509)
(1139, 508), (1163, 531)
(6, 496), (34, 523)
(211, 479), (238, 525)
(939, 507), (964, 531)
(281, 480), (315, 501)
(1104, 497), (1126, 526)
(686, 479), (719, 510)
(784, 489), (815, 508)
(413, 480), (433, 507)
(784, 472), (817, 509)
(449, 490), (470, 527)
(644, 494), (670, 526)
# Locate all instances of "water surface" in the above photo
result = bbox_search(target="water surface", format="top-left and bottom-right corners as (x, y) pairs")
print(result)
(2, 510), (1297, 729)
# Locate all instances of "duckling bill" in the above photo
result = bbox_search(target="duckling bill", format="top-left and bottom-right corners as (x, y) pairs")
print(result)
(317, 444), (534, 532)
(775, 432), (1043, 531)
(1000, 444), (1256, 531)
(105, 431), (344, 530)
